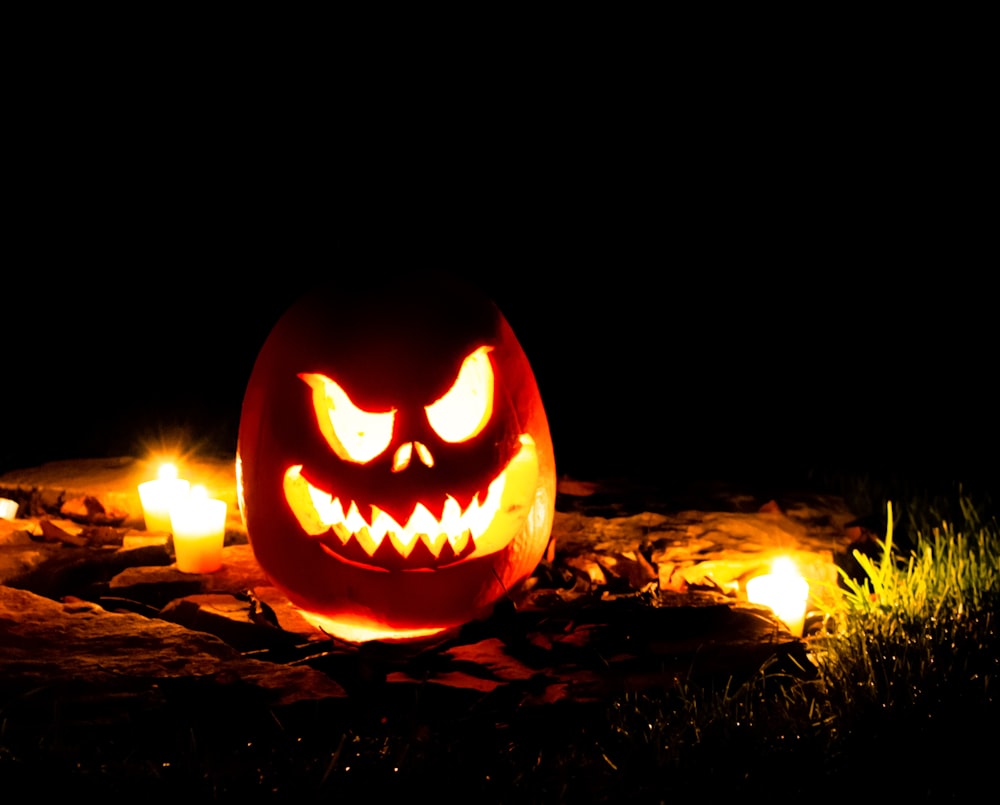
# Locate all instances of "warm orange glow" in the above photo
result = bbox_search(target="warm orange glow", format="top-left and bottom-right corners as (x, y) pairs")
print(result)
(0, 498), (18, 520)
(283, 434), (539, 568)
(298, 610), (446, 643)
(236, 277), (557, 645)
(235, 453), (245, 524)
(170, 484), (227, 574)
(137, 464), (190, 533)
(300, 372), (396, 463)
(425, 346), (494, 442)
(746, 556), (810, 636)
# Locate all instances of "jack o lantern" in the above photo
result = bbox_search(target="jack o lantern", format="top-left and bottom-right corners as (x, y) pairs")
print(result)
(236, 274), (556, 642)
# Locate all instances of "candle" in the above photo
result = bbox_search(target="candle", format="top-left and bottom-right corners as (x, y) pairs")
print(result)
(745, 556), (810, 637)
(138, 463), (191, 532)
(170, 484), (227, 574)
(0, 497), (18, 520)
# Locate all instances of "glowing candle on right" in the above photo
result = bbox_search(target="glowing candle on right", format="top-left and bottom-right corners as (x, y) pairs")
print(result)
(746, 556), (809, 637)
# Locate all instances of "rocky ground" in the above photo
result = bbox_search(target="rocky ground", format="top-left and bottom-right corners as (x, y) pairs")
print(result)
(0, 456), (872, 796)
(0, 456), (867, 698)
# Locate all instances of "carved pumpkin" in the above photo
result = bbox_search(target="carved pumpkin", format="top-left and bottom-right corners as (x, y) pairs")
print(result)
(236, 275), (556, 642)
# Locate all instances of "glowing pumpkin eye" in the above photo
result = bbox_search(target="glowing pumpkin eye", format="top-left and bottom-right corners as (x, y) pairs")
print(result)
(299, 373), (395, 463)
(425, 346), (494, 443)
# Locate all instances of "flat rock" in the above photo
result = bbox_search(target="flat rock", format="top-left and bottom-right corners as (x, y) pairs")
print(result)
(0, 518), (50, 579)
(0, 585), (347, 708)
(552, 492), (856, 613)
(109, 543), (271, 596)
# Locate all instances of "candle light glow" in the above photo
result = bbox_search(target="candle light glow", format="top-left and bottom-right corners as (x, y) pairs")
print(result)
(0, 497), (18, 520)
(170, 484), (227, 574)
(745, 556), (810, 636)
(137, 463), (190, 533)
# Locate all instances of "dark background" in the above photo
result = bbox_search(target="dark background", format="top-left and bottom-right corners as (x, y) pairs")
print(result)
(4, 234), (993, 490)
(2, 36), (994, 492)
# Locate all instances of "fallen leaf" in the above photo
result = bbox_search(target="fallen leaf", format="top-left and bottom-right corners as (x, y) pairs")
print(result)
(39, 519), (88, 546)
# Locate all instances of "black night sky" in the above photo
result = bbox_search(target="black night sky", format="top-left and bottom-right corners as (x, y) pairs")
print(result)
(3, 52), (994, 493)
(4, 228), (994, 493)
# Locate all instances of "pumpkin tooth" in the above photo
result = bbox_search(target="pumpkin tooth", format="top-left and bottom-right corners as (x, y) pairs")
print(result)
(388, 528), (420, 558)
(354, 526), (380, 556)
(289, 467), (508, 561)
(420, 530), (450, 555)
(406, 503), (441, 543)
(312, 489), (346, 532)
(464, 493), (483, 537)
(449, 529), (471, 554)
(343, 500), (369, 535)
(369, 505), (399, 545)
(440, 497), (463, 537)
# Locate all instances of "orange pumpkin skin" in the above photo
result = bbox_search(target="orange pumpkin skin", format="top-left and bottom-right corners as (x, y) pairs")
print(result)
(237, 276), (555, 642)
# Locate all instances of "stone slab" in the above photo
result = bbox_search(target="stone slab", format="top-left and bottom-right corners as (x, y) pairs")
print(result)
(0, 584), (347, 706)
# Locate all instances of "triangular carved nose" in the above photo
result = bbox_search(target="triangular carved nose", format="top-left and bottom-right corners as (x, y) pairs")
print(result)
(391, 441), (435, 472)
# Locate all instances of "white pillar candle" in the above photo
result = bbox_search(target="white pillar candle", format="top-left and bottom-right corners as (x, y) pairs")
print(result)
(746, 556), (810, 637)
(170, 484), (227, 574)
(0, 497), (18, 520)
(138, 463), (190, 533)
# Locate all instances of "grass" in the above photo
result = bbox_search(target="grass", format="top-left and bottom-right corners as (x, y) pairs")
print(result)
(604, 485), (999, 801)
(2, 476), (997, 802)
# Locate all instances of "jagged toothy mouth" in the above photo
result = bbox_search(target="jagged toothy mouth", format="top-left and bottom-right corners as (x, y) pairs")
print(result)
(282, 434), (539, 572)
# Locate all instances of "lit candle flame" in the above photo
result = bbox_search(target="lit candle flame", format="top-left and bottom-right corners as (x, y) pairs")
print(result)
(746, 556), (810, 636)
(770, 556), (800, 580)
(138, 463), (190, 533)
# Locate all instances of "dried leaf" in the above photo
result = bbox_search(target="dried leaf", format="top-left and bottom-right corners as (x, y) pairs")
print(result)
(39, 519), (88, 546)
